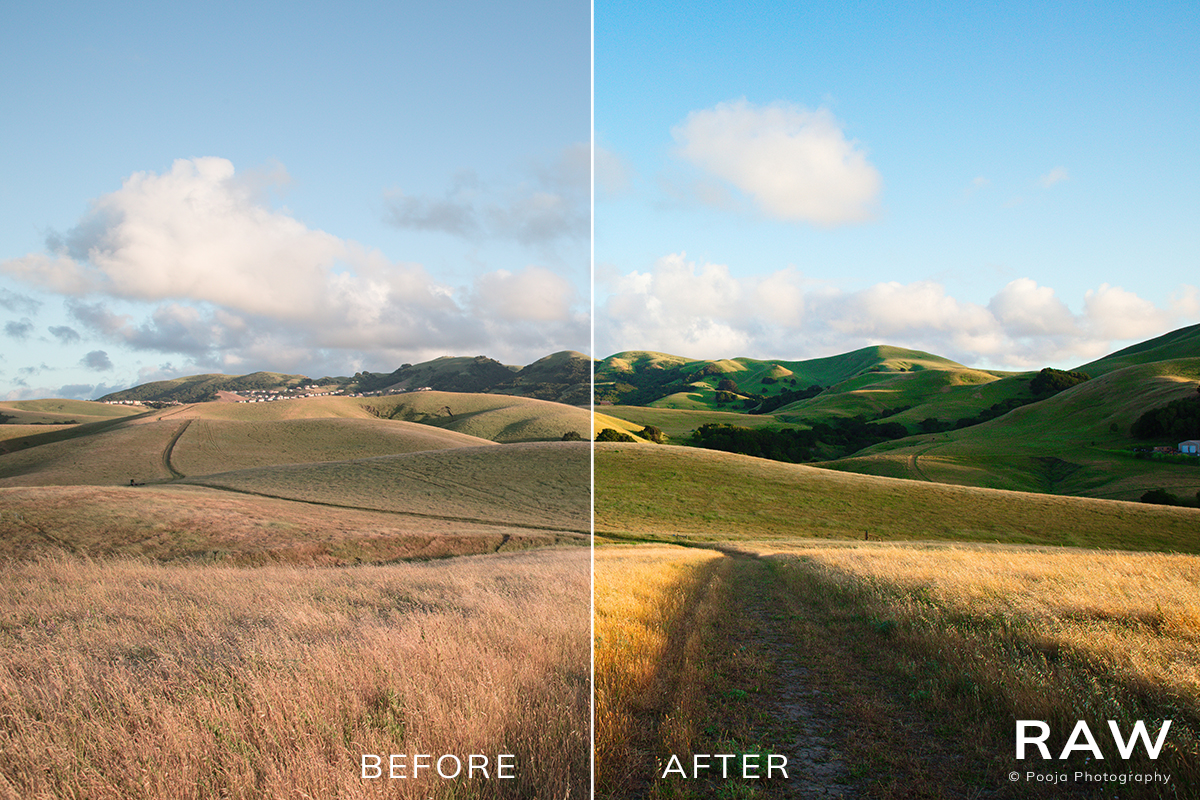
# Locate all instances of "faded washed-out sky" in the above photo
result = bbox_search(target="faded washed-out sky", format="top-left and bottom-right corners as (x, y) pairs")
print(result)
(594, 0), (1200, 369)
(1, 0), (589, 399)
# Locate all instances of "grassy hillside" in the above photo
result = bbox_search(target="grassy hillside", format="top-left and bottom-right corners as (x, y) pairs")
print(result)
(0, 399), (141, 425)
(0, 483), (582, 563)
(100, 371), (311, 403)
(596, 346), (996, 417)
(0, 391), (589, 488)
(825, 358), (1200, 500)
(346, 391), (593, 442)
(598, 406), (783, 442)
(594, 443), (1200, 553)
(0, 419), (184, 486)
(490, 350), (592, 405)
(373, 355), (518, 393)
(186, 442), (590, 532)
(1079, 322), (1200, 376)
(171, 418), (494, 476)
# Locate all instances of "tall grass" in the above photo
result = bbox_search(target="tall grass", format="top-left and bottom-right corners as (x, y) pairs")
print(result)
(747, 542), (1200, 797)
(593, 545), (725, 798)
(0, 548), (588, 799)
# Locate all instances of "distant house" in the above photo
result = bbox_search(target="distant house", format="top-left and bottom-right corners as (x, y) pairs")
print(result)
(1180, 440), (1200, 455)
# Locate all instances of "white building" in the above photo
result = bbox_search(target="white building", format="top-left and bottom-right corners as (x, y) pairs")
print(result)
(1180, 440), (1200, 455)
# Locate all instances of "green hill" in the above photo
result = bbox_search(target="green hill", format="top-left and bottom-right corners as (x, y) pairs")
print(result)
(1078, 323), (1200, 376)
(823, 359), (1200, 500)
(490, 350), (592, 405)
(594, 443), (1200, 553)
(595, 346), (972, 411)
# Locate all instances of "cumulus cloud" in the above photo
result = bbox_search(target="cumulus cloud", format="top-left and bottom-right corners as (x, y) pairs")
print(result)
(48, 325), (82, 344)
(81, 350), (113, 371)
(1039, 166), (1070, 188)
(385, 143), (589, 246)
(0, 157), (587, 372)
(599, 253), (1199, 368)
(672, 100), (882, 225)
(0, 289), (41, 314)
(472, 265), (577, 323)
(4, 318), (34, 340)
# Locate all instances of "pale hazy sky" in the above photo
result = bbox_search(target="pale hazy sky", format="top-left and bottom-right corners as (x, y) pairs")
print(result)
(1, 0), (589, 399)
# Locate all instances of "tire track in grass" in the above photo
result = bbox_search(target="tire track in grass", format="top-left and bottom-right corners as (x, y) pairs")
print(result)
(705, 553), (852, 799)
(161, 419), (192, 479)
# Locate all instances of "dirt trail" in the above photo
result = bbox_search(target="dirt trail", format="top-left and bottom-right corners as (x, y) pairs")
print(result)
(161, 419), (191, 479)
(724, 555), (852, 798)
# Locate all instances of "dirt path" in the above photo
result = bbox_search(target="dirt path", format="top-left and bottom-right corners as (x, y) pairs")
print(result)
(722, 555), (852, 798)
(161, 419), (191, 479)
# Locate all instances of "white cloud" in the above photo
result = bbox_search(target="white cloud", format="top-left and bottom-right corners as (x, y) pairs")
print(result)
(1039, 166), (1070, 188)
(672, 99), (882, 226)
(1, 157), (588, 373)
(599, 252), (1200, 368)
(1083, 283), (1169, 339)
(472, 265), (576, 323)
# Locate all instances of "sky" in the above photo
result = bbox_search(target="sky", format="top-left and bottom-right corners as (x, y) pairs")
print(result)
(594, 1), (1200, 369)
(0, 0), (589, 400)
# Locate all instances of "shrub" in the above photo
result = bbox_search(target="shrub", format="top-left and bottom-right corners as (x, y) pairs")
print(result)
(1140, 488), (1179, 506)
(561, 431), (583, 441)
(596, 428), (636, 443)
(638, 426), (667, 444)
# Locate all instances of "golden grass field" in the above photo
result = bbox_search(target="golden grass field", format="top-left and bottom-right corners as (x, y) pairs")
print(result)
(593, 546), (726, 799)
(593, 441), (1200, 797)
(186, 442), (590, 532)
(0, 392), (592, 798)
(0, 548), (589, 800)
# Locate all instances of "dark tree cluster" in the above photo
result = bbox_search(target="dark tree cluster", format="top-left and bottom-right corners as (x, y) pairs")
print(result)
(750, 384), (823, 415)
(1131, 391), (1200, 440)
(691, 417), (910, 463)
(1029, 367), (1091, 395)
(595, 428), (636, 443)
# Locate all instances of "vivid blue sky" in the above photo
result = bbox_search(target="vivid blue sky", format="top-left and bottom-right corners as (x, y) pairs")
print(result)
(595, 1), (1199, 368)
(1, 0), (589, 399)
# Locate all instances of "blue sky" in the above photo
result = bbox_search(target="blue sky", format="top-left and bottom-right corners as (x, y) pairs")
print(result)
(595, 1), (1199, 368)
(1, 0), (589, 399)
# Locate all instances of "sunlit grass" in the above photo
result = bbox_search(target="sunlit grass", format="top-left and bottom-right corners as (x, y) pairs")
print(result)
(0, 549), (589, 799)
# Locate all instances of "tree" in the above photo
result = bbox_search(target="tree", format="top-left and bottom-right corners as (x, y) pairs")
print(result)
(639, 426), (667, 444)
(561, 431), (583, 441)
(595, 428), (636, 443)
(717, 378), (739, 393)
(1140, 488), (1179, 506)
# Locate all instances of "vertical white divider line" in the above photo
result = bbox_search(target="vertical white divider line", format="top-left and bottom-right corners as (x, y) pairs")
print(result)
(588, 0), (596, 797)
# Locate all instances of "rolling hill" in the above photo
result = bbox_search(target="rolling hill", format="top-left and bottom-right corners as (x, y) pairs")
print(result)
(599, 324), (1200, 503)
(594, 443), (1200, 552)
(95, 350), (592, 406)
(0, 391), (592, 563)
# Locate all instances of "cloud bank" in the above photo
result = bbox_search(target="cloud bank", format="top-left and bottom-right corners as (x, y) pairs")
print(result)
(599, 253), (1199, 368)
(0, 157), (586, 377)
(672, 100), (882, 226)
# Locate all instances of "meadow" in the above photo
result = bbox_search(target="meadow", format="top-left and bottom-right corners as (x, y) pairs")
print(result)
(0, 394), (592, 798)
(0, 549), (589, 800)
(593, 441), (1200, 798)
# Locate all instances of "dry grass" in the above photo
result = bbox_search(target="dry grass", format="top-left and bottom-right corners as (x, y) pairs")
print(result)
(171, 417), (493, 476)
(740, 541), (1200, 795)
(188, 442), (591, 532)
(0, 484), (584, 564)
(593, 545), (725, 798)
(0, 548), (589, 799)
